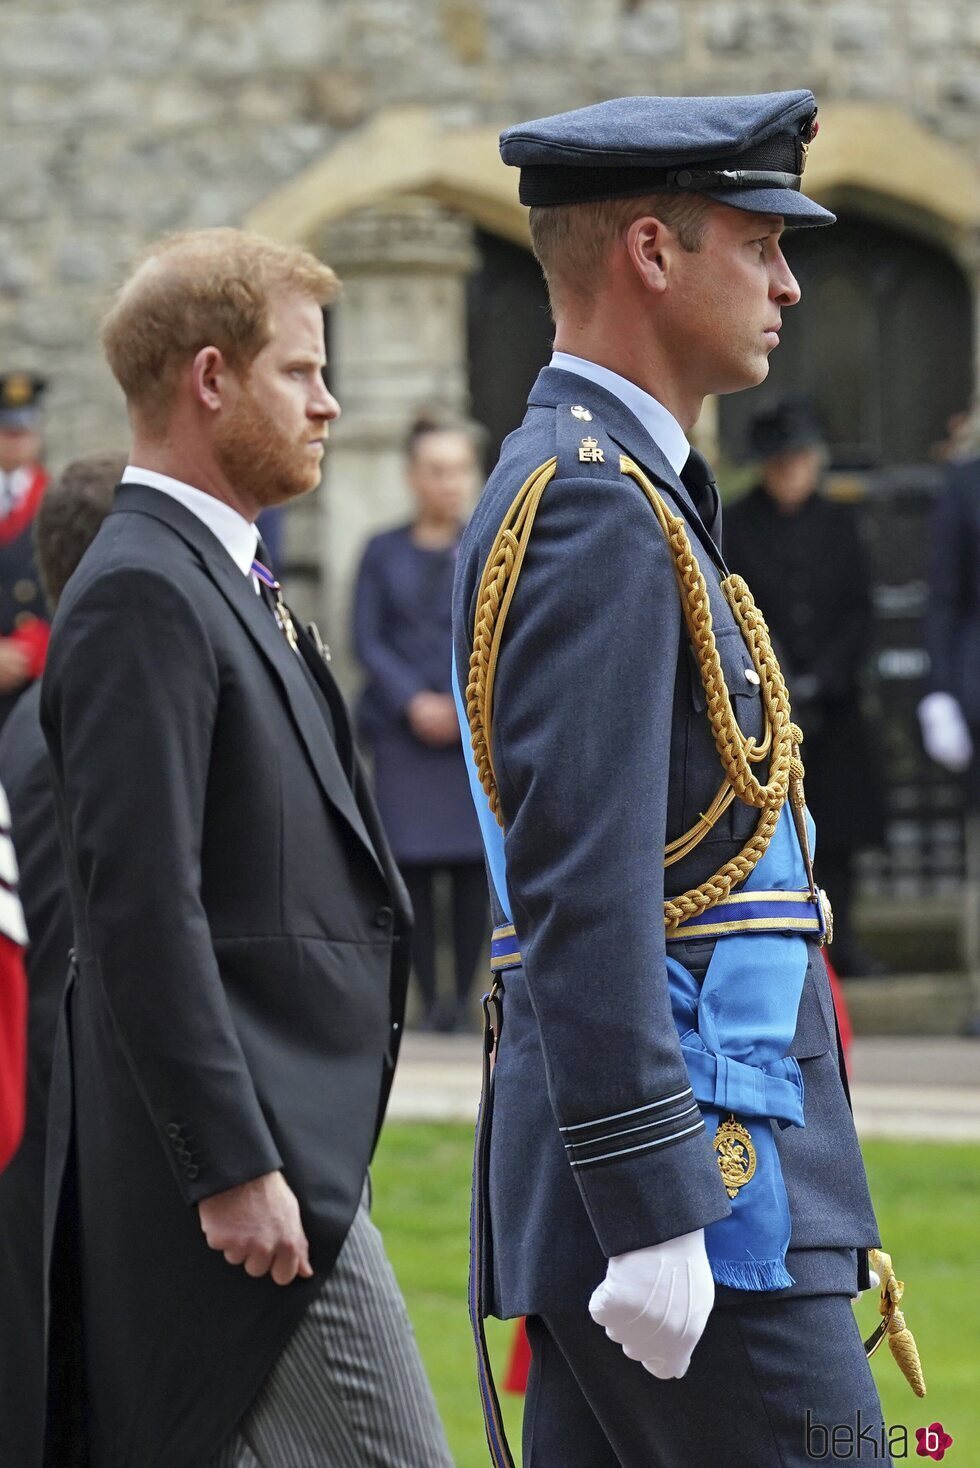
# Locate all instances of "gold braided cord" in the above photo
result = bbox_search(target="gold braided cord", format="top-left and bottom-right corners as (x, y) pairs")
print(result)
(466, 454), (808, 931)
(865, 1249), (926, 1395)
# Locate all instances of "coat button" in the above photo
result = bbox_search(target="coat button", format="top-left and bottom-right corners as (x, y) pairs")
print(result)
(374, 906), (393, 928)
(186, 1164), (199, 1180)
(166, 1123), (180, 1139)
(743, 667), (761, 686)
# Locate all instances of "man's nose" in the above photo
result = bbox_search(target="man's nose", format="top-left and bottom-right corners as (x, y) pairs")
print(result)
(772, 252), (801, 308)
(311, 383), (341, 421)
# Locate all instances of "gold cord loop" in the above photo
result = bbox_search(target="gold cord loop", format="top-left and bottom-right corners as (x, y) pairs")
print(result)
(466, 454), (809, 931)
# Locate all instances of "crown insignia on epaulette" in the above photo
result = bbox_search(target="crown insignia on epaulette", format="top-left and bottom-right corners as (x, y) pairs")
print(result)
(578, 436), (604, 464)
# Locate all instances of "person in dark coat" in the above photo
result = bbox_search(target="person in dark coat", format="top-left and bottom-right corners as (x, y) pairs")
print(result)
(40, 230), (450, 1468)
(353, 417), (488, 1031)
(919, 450), (980, 780)
(0, 373), (51, 732)
(724, 397), (886, 976)
(0, 453), (122, 1468)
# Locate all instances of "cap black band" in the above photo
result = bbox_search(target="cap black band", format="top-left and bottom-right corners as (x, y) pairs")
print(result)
(519, 164), (803, 207)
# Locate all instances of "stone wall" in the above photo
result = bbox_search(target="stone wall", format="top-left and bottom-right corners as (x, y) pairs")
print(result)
(2, 0), (979, 631)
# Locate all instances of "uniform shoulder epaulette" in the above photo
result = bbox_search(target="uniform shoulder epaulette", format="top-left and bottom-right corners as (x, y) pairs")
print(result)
(553, 401), (621, 481)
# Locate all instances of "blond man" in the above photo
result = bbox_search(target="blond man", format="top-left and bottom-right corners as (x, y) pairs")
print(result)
(40, 230), (451, 1468)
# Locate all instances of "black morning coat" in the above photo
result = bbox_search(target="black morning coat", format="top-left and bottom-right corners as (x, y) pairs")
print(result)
(452, 367), (879, 1324)
(39, 484), (411, 1468)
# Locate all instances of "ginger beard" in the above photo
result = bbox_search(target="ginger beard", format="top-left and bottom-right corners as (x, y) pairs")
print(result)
(213, 378), (324, 511)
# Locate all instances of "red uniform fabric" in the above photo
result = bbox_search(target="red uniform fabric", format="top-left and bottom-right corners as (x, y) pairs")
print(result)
(0, 932), (27, 1173)
(0, 464), (47, 547)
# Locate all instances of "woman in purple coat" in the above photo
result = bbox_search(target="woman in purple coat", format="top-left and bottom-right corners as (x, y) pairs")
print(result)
(353, 418), (488, 1030)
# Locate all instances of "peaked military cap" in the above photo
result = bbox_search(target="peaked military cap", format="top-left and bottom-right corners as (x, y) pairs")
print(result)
(501, 90), (834, 226)
(0, 372), (47, 430)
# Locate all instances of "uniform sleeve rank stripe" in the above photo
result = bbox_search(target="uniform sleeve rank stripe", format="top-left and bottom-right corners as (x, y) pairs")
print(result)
(559, 1086), (694, 1135)
(569, 1119), (706, 1169)
(564, 1103), (702, 1155)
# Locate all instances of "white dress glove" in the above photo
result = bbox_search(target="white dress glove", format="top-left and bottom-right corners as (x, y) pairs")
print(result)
(918, 691), (973, 772)
(588, 1228), (714, 1380)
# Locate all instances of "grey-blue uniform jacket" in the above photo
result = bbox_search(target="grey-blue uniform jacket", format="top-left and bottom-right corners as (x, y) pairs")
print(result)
(452, 366), (879, 1321)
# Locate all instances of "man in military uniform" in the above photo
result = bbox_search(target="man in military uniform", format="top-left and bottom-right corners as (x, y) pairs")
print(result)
(0, 374), (50, 732)
(453, 94), (885, 1466)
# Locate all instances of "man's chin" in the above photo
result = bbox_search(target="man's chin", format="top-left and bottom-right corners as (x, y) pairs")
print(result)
(254, 475), (321, 509)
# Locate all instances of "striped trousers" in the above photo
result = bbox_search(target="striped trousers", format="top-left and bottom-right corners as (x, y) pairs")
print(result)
(208, 1194), (453, 1468)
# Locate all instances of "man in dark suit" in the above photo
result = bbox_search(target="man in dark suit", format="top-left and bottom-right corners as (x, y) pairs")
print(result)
(41, 229), (450, 1467)
(724, 397), (886, 977)
(453, 95), (885, 1466)
(0, 454), (123, 1468)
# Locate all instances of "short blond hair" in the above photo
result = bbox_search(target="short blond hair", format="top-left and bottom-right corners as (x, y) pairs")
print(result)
(529, 193), (710, 315)
(102, 228), (340, 433)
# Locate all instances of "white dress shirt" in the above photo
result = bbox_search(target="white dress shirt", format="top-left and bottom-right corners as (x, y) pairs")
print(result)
(121, 466), (259, 578)
(550, 351), (690, 478)
(0, 466), (38, 519)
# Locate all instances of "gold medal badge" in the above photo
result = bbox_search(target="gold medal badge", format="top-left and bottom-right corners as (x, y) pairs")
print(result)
(713, 1115), (757, 1199)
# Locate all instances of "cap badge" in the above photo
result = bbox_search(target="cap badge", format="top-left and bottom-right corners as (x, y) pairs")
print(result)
(578, 436), (604, 464)
(570, 405), (593, 422)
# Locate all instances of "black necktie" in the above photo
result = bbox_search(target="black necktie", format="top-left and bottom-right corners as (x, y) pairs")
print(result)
(680, 448), (719, 527)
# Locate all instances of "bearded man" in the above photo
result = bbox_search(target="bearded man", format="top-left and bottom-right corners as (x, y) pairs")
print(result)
(40, 230), (451, 1468)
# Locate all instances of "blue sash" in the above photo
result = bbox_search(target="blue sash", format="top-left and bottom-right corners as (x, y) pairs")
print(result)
(452, 660), (812, 1291)
(667, 806), (812, 1290)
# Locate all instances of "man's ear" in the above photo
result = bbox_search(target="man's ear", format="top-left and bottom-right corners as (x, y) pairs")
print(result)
(625, 216), (670, 297)
(190, 347), (226, 413)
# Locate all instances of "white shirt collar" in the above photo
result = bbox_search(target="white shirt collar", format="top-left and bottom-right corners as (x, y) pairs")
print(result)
(549, 352), (690, 478)
(121, 467), (259, 577)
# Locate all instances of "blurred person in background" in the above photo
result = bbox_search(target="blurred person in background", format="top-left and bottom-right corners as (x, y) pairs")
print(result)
(353, 416), (488, 1032)
(0, 373), (51, 732)
(724, 396), (886, 976)
(919, 409), (980, 1031)
(0, 453), (122, 1468)
(0, 794), (27, 1177)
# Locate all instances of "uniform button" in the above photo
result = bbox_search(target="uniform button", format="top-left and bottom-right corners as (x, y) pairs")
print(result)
(14, 578), (36, 603)
(166, 1123), (180, 1139)
(374, 906), (393, 928)
(186, 1164), (199, 1180)
(743, 668), (761, 686)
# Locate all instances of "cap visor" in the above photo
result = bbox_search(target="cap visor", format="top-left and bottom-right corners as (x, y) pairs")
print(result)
(705, 188), (835, 226)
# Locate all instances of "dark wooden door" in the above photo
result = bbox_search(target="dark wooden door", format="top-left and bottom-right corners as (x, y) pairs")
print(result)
(719, 214), (973, 468)
(467, 230), (553, 470)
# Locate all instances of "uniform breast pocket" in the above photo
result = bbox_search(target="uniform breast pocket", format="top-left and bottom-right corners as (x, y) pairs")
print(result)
(681, 629), (766, 843)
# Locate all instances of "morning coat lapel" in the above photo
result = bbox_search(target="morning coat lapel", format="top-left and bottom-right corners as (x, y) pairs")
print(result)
(113, 485), (384, 882)
(527, 366), (726, 572)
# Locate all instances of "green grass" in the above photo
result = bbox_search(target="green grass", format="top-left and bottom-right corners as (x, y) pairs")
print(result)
(372, 1127), (980, 1466)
